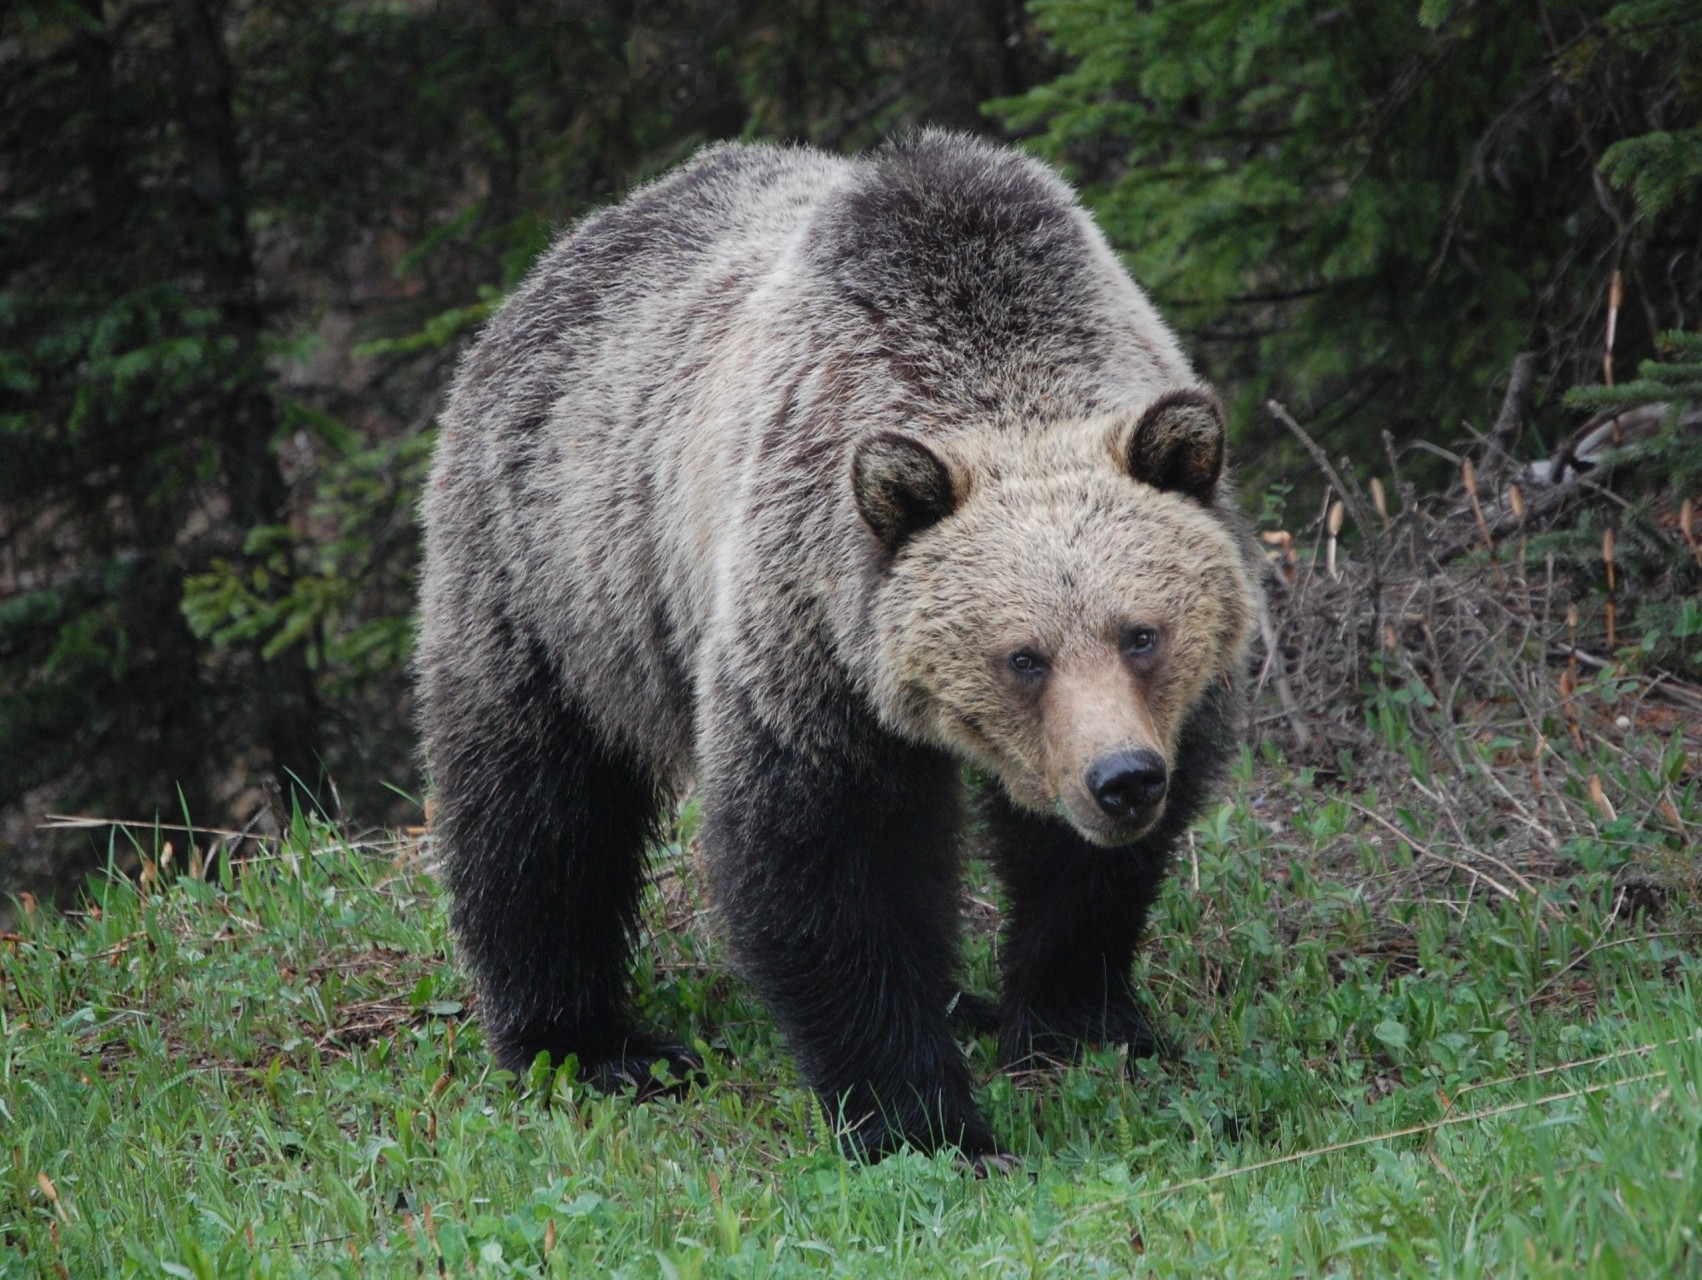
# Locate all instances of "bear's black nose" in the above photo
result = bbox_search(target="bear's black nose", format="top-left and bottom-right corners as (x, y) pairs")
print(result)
(1086, 750), (1168, 820)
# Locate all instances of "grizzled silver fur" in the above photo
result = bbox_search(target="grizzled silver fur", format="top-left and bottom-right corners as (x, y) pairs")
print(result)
(417, 132), (1257, 1165)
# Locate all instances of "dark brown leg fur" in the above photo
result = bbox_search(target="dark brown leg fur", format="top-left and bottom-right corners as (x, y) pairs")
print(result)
(983, 680), (1239, 1071)
(429, 638), (699, 1093)
(697, 691), (1003, 1162)
(981, 790), (1167, 1071)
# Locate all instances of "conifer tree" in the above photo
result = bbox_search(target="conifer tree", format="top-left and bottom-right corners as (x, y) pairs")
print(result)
(997, 0), (1702, 478)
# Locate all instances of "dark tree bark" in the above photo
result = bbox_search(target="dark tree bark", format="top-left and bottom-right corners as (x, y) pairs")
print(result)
(74, 3), (218, 834)
(69, 0), (139, 233)
(479, 0), (523, 233)
(171, 0), (328, 812)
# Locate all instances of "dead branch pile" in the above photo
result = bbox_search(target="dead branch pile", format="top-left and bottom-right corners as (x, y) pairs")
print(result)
(1251, 401), (1701, 912)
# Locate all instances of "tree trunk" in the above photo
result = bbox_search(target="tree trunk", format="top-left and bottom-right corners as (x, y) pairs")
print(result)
(171, 0), (329, 815)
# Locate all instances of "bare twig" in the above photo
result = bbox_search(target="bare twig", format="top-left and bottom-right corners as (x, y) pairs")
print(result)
(1255, 604), (1312, 750)
(41, 813), (259, 841)
(1342, 797), (1553, 912)
(1266, 400), (1376, 537)
(1486, 353), (1535, 462)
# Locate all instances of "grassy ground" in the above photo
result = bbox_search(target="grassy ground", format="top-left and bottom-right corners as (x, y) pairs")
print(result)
(4, 719), (1699, 1277)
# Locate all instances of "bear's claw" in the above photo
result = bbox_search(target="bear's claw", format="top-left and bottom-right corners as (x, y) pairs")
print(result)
(966, 1150), (1025, 1178)
(998, 999), (1168, 1074)
(499, 1029), (707, 1099)
(580, 1043), (708, 1100)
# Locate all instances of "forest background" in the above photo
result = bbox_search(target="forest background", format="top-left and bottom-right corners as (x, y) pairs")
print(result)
(4, 0), (1700, 903)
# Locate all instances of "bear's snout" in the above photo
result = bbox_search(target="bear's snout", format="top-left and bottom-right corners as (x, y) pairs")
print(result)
(1085, 748), (1168, 824)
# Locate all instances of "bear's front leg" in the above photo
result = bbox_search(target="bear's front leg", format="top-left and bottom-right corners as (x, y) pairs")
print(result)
(981, 789), (1170, 1072)
(698, 705), (1002, 1164)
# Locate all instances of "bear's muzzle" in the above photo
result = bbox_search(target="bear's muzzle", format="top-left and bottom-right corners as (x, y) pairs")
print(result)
(1085, 748), (1168, 823)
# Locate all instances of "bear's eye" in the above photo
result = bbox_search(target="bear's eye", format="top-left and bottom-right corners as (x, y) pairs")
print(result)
(1008, 650), (1049, 678)
(1123, 626), (1160, 658)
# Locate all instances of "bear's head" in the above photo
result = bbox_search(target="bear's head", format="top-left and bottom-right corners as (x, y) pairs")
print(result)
(853, 390), (1255, 847)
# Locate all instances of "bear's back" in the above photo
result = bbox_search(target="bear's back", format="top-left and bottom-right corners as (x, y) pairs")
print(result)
(444, 143), (848, 440)
(422, 134), (1202, 781)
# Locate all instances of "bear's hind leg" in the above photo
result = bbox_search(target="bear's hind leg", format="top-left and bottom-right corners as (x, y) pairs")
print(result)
(981, 789), (1168, 1072)
(427, 654), (698, 1094)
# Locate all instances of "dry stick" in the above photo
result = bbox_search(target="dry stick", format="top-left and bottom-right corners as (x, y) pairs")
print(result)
(1462, 458), (1494, 556)
(1603, 268), (1623, 394)
(1602, 527), (1618, 651)
(1407, 439), (1465, 467)
(1268, 399), (1390, 674)
(1143, 1070), (1667, 1200)
(1256, 607), (1314, 750)
(1550, 647), (1702, 712)
(1381, 430), (1419, 531)
(1682, 498), (1702, 568)
(1267, 400), (1376, 537)
(1342, 796), (1552, 911)
(42, 813), (258, 840)
(1640, 670), (1702, 715)
(1470, 749), (1554, 848)
(1451, 1029), (1700, 1101)
(1370, 477), (1390, 530)
(1509, 481), (1529, 578)
(1425, 471), (1624, 565)
(1486, 353), (1536, 463)
(1402, 775), (1555, 904)
(1521, 913), (1686, 1011)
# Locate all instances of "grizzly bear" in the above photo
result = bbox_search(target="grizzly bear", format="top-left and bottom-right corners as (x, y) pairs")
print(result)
(417, 132), (1259, 1166)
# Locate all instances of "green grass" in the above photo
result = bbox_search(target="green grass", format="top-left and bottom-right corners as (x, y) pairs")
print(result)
(3, 749), (1700, 1278)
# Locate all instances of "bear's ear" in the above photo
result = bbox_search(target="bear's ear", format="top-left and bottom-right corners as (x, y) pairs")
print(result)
(852, 432), (958, 551)
(1123, 389), (1225, 503)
